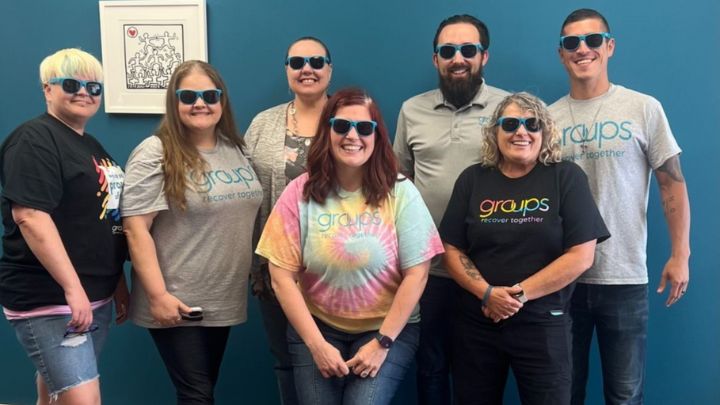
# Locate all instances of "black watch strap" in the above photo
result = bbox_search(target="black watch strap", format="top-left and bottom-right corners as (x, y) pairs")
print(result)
(375, 333), (393, 349)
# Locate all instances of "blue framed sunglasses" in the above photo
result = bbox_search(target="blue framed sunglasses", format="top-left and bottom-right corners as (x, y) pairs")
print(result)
(497, 117), (542, 133)
(435, 43), (484, 60)
(285, 56), (330, 70)
(560, 32), (612, 51)
(175, 89), (222, 105)
(47, 77), (103, 96)
(329, 118), (377, 137)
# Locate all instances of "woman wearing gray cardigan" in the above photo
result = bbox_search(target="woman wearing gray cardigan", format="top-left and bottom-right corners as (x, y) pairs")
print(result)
(244, 36), (332, 405)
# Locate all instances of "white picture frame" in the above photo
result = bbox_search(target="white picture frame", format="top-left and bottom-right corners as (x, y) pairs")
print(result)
(99, 0), (207, 114)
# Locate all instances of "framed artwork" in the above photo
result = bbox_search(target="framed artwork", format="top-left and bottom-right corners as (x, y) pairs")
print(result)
(99, 0), (207, 114)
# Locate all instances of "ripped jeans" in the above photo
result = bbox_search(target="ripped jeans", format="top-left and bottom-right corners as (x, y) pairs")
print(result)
(9, 302), (112, 399)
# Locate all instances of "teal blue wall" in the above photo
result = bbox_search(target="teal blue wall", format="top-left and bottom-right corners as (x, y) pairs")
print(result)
(1, 1), (717, 404)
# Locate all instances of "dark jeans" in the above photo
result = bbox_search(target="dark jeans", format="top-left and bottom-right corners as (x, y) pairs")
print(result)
(416, 275), (457, 405)
(258, 295), (298, 405)
(149, 326), (230, 405)
(570, 284), (648, 405)
(288, 320), (419, 405)
(452, 306), (572, 405)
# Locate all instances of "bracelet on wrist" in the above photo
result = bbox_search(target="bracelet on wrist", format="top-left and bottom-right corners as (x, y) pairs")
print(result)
(482, 285), (494, 307)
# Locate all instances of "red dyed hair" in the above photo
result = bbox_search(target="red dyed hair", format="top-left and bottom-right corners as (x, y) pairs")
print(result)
(303, 87), (400, 207)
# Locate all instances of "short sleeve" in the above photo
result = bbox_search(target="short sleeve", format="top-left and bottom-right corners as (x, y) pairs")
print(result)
(394, 180), (444, 269)
(645, 98), (681, 170)
(558, 162), (610, 249)
(438, 166), (473, 250)
(393, 107), (415, 178)
(120, 136), (169, 216)
(255, 176), (304, 271)
(1, 126), (62, 212)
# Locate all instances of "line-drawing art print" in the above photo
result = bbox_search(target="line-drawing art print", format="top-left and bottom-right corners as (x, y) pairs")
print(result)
(123, 24), (185, 90)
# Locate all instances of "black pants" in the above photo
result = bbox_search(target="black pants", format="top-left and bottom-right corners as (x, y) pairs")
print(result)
(452, 306), (571, 405)
(149, 326), (231, 405)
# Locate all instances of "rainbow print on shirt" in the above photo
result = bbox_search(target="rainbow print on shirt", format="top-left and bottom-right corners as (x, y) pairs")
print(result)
(93, 156), (124, 221)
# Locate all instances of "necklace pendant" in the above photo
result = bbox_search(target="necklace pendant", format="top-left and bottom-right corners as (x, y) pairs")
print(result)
(288, 101), (299, 136)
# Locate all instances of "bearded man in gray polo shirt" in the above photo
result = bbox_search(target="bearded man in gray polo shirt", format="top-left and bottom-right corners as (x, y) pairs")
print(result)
(392, 14), (508, 405)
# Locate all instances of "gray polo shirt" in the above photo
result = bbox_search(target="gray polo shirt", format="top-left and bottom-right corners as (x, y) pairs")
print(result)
(393, 82), (509, 277)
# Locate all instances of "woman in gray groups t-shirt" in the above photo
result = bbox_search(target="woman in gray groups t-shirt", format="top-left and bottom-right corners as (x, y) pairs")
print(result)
(121, 60), (262, 403)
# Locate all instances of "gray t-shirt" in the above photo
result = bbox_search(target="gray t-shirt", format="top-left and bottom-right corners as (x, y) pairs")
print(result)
(121, 135), (263, 327)
(549, 84), (681, 284)
(393, 83), (509, 277)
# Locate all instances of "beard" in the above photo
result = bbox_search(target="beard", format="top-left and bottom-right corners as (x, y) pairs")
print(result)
(438, 64), (484, 109)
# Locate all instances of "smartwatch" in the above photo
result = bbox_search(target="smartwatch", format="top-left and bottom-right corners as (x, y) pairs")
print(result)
(512, 284), (528, 303)
(375, 333), (394, 349)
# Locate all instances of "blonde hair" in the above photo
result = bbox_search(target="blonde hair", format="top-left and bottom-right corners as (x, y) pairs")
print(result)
(156, 60), (244, 210)
(39, 48), (103, 84)
(480, 92), (561, 167)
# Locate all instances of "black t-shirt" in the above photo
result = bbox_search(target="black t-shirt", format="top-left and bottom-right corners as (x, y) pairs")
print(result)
(0, 114), (127, 310)
(440, 161), (609, 319)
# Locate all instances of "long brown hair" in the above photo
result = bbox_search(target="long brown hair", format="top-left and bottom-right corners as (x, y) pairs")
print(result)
(156, 60), (244, 210)
(303, 87), (399, 207)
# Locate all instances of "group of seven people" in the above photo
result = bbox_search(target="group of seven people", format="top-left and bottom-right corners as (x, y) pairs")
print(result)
(0, 7), (690, 405)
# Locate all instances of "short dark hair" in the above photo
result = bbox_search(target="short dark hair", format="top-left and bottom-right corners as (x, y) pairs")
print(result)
(304, 87), (398, 207)
(433, 14), (489, 51)
(286, 36), (332, 63)
(560, 8), (610, 35)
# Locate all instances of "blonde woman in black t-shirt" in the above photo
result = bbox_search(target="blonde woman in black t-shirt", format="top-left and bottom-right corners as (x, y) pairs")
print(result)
(0, 48), (128, 405)
(439, 92), (609, 405)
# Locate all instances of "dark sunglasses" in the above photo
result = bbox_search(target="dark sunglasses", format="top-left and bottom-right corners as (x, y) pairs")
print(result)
(329, 118), (377, 137)
(435, 43), (484, 60)
(63, 324), (99, 338)
(175, 89), (222, 105)
(560, 32), (612, 51)
(47, 77), (103, 96)
(285, 56), (330, 70)
(497, 117), (542, 133)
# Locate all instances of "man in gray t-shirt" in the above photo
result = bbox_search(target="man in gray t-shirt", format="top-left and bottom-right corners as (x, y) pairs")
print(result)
(392, 14), (508, 404)
(548, 9), (691, 405)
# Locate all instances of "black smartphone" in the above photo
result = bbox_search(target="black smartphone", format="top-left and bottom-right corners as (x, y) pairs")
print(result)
(181, 306), (204, 321)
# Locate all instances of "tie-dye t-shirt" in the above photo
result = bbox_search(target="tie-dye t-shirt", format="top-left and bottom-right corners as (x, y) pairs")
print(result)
(256, 173), (443, 333)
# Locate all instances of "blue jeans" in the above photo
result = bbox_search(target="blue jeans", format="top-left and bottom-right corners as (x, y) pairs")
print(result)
(570, 284), (648, 405)
(288, 319), (419, 405)
(416, 275), (457, 405)
(10, 302), (113, 398)
(258, 294), (298, 405)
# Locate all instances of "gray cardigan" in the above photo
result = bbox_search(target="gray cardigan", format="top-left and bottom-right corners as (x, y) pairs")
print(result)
(244, 102), (291, 273)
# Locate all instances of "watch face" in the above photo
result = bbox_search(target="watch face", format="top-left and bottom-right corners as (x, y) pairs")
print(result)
(377, 335), (393, 348)
(512, 291), (528, 303)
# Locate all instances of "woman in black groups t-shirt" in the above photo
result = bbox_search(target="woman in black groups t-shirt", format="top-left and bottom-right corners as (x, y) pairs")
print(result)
(0, 48), (127, 402)
(439, 93), (609, 405)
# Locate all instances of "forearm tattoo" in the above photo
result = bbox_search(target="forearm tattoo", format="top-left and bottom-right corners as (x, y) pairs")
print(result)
(657, 156), (685, 216)
(662, 195), (676, 214)
(460, 254), (482, 280)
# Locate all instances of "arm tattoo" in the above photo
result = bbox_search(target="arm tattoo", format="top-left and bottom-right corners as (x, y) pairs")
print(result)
(656, 156), (684, 216)
(656, 156), (685, 183)
(460, 254), (482, 280)
(662, 195), (677, 214)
